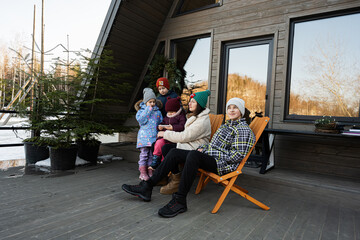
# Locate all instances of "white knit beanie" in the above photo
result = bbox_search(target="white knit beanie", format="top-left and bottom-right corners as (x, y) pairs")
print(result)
(143, 88), (156, 104)
(226, 98), (245, 116)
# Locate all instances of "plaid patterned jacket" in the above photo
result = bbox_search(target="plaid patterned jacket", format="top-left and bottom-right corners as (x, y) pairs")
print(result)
(200, 118), (256, 176)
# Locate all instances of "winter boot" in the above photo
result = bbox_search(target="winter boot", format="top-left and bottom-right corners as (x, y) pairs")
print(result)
(149, 155), (161, 170)
(139, 166), (149, 181)
(158, 192), (187, 218)
(156, 176), (168, 186)
(122, 180), (153, 202)
(160, 172), (181, 195)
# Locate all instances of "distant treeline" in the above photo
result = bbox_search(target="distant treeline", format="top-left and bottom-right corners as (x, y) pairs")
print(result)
(227, 73), (359, 118)
(227, 74), (266, 118)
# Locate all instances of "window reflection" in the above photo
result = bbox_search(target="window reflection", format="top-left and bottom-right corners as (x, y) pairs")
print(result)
(226, 44), (269, 118)
(288, 13), (360, 118)
(171, 35), (211, 111)
(172, 36), (210, 86)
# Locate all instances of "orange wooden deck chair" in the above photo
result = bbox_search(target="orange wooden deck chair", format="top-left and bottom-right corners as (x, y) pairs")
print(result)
(195, 116), (270, 213)
(208, 114), (224, 140)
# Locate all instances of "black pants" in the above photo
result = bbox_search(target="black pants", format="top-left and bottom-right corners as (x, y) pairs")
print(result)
(150, 149), (218, 197)
(161, 143), (176, 158)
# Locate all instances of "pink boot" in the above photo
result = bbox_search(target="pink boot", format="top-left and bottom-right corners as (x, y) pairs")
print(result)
(139, 166), (149, 181)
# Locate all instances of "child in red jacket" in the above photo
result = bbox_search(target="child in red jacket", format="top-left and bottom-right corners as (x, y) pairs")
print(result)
(149, 97), (186, 170)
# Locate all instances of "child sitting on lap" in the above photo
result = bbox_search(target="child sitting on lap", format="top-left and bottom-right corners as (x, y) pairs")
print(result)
(149, 96), (186, 170)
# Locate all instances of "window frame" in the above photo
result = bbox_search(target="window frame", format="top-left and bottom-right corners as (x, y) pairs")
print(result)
(285, 8), (360, 124)
(173, 0), (221, 17)
(218, 36), (274, 115)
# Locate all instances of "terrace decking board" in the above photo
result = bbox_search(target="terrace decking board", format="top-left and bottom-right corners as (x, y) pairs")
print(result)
(0, 160), (359, 240)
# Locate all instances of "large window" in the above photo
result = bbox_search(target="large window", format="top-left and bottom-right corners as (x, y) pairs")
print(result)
(219, 37), (273, 118)
(174, 0), (220, 16)
(171, 35), (211, 86)
(286, 11), (360, 123)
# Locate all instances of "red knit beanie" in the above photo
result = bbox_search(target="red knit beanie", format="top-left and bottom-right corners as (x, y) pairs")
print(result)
(165, 97), (181, 112)
(156, 77), (170, 90)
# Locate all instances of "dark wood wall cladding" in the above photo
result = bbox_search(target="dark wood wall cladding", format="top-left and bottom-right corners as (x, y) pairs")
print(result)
(102, 0), (173, 111)
(274, 135), (360, 179)
(155, 0), (360, 179)
(97, 0), (360, 177)
(157, 0), (360, 127)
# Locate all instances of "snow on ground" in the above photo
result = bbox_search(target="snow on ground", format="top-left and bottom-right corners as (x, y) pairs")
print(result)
(35, 156), (90, 167)
(0, 116), (30, 161)
(0, 116), (120, 162)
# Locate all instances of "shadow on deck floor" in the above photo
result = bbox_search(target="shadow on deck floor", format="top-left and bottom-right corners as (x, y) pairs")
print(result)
(0, 143), (359, 240)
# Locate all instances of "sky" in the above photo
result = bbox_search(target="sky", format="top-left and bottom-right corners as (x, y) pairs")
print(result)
(0, 0), (113, 161)
(0, 0), (112, 70)
(228, 44), (269, 84)
(183, 37), (210, 84)
(290, 12), (360, 98)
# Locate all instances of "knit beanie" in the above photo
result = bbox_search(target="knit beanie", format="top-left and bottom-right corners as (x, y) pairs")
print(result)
(190, 90), (211, 108)
(156, 77), (170, 90)
(226, 97), (245, 116)
(165, 97), (181, 112)
(143, 88), (156, 104)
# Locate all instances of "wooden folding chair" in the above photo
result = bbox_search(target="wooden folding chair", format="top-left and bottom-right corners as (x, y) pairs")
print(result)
(195, 116), (270, 213)
(208, 114), (224, 140)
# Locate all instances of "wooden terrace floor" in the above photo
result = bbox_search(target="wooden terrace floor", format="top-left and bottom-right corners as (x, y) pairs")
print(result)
(0, 147), (359, 239)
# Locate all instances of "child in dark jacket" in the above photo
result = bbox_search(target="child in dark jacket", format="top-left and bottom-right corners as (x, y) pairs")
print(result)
(149, 96), (186, 170)
(156, 77), (178, 117)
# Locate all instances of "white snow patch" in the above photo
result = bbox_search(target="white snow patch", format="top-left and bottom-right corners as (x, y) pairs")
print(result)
(35, 157), (90, 167)
(112, 156), (123, 161)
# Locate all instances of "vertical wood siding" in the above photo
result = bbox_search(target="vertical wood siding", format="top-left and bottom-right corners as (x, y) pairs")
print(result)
(155, 0), (360, 178)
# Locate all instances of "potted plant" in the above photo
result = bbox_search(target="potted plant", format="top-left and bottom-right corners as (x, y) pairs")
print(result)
(73, 49), (135, 164)
(17, 48), (132, 169)
(314, 116), (338, 133)
(14, 64), (50, 165)
(35, 68), (82, 170)
(74, 121), (113, 165)
(42, 48), (133, 169)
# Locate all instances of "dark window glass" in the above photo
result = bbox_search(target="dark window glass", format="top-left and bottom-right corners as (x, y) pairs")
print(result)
(171, 35), (211, 86)
(287, 12), (360, 121)
(155, 41), (165, 56)
(176, 0), (220, 15)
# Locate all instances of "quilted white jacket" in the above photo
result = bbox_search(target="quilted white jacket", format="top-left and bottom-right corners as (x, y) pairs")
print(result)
(163, 108), (211, 150)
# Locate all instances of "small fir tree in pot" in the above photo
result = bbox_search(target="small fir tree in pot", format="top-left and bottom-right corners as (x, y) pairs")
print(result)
(13, 52), (50, 164)
(72, 49), (133, 164)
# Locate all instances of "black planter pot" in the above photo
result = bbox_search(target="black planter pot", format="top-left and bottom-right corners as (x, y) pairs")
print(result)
(77, 140), (101, 165)
(49, 145), (78, 171)
(24, 142), (49, 164)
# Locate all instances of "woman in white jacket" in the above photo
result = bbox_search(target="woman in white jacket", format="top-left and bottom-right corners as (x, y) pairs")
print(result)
(156, 90), (211, 194)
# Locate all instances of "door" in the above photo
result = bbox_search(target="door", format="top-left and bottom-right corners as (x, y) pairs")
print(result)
(219, 37), (273, 119)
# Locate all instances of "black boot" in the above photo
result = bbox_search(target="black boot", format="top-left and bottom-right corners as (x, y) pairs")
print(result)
(158, 193), (187, 218)
(122, 180), (153, 202)
(149, 155), (161, 170)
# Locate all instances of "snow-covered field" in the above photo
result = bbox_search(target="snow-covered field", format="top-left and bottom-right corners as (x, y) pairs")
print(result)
(0, 116), (119, 162)
(0, 116), (30, 161)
